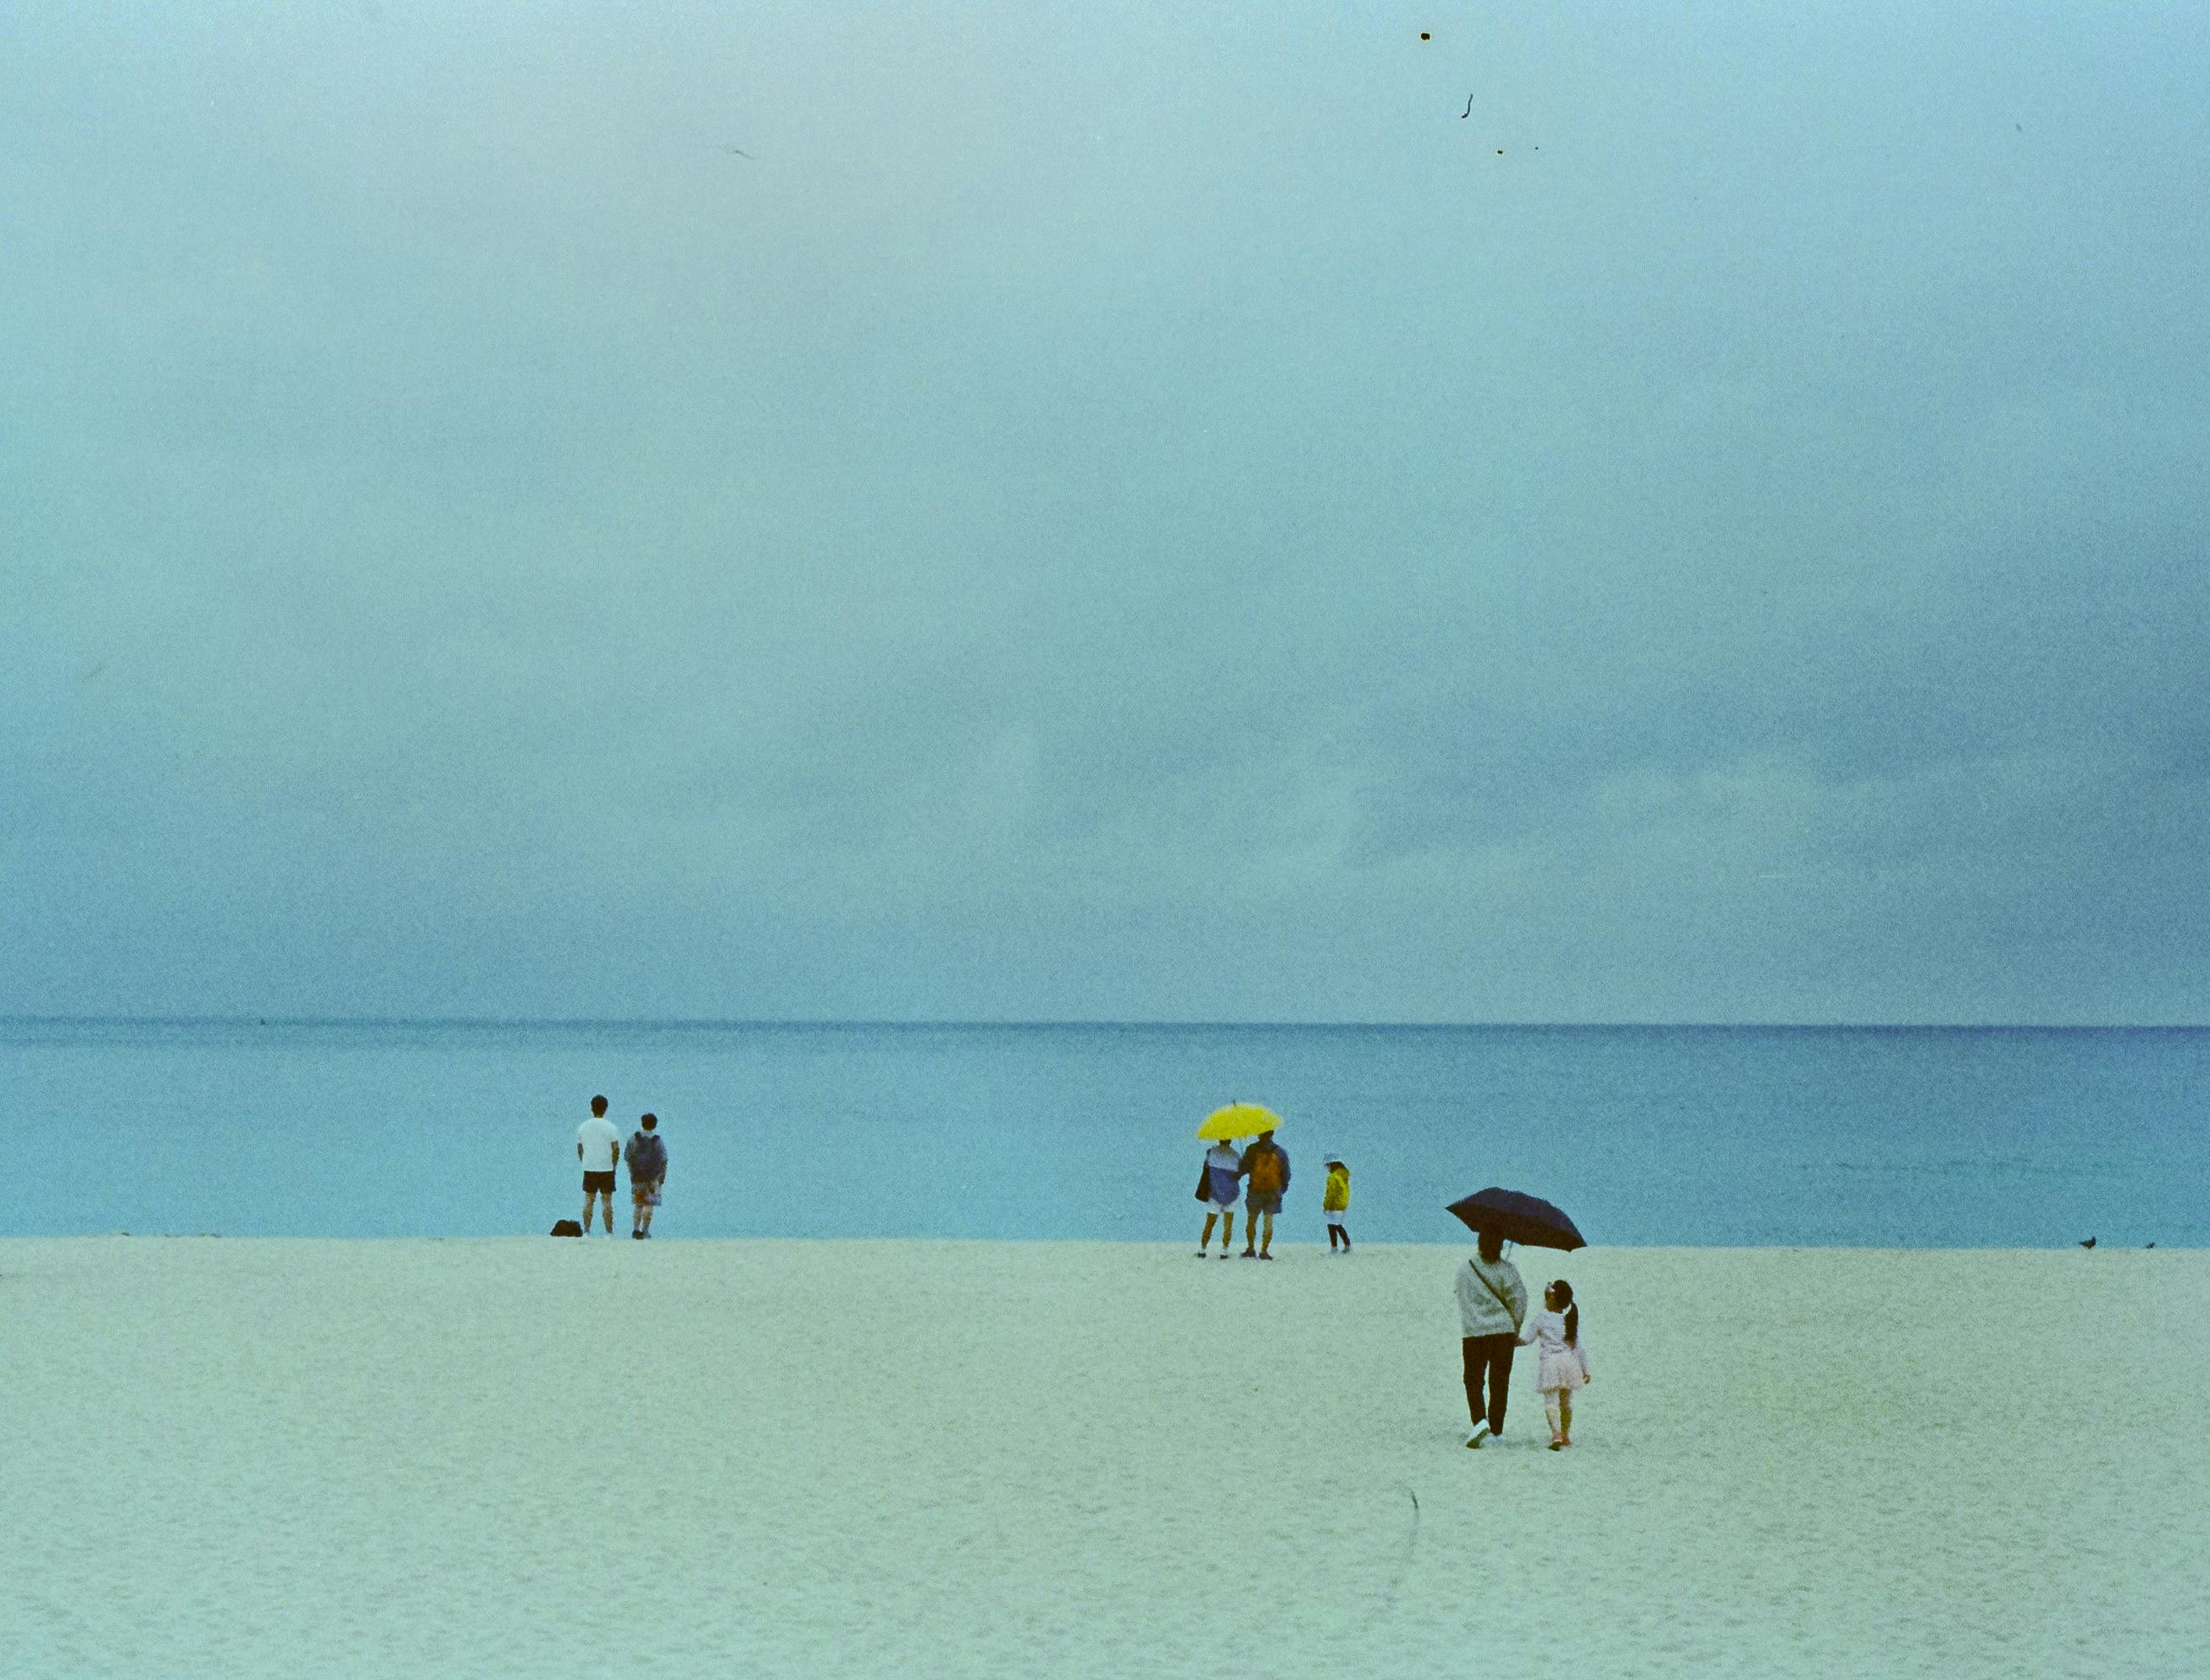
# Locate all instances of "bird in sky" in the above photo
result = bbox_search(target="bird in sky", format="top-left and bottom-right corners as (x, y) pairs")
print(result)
(2078, 1236), (2096, 1249)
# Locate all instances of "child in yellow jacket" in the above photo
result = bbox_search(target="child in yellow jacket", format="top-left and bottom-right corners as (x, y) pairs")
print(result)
(1323, 1157), (1352, 1253)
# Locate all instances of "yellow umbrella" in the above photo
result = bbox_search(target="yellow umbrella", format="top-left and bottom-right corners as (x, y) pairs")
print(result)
(1197, 1102), (1282, 1141)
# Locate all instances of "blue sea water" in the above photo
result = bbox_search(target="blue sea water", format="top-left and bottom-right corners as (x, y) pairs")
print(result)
(3, 1018), (2204, 1246)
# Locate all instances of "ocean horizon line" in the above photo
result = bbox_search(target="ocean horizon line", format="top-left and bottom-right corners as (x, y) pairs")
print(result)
(6, 1014), (2207, 1034)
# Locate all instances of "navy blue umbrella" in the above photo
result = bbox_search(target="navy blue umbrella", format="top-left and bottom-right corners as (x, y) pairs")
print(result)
(1446, 1187), (1586, 1250)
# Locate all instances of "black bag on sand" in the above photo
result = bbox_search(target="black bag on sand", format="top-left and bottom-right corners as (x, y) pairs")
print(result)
(1195, 1165), (1212, 1201)
(550, 1219), (584, 1237)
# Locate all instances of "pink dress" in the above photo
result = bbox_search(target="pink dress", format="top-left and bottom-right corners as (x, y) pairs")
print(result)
(1523, 1308), (1591, 1393)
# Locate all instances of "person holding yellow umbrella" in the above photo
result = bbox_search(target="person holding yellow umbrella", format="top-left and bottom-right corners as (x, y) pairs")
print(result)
(1195, 1103), (1277, 1259)
(1239, 1128), (1291, 1259)
(1195, 1144), (1241, 1257)
(1197, 1103), (1292, 1259)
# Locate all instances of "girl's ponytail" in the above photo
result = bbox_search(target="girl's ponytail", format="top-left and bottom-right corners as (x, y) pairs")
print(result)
(1550, 1278), (1579, 1345)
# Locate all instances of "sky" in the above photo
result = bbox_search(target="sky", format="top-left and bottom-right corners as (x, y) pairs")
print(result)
(3, 1), (2207, 1024)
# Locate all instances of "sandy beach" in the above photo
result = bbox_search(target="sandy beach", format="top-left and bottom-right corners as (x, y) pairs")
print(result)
(3, 1238), (2202, 1677)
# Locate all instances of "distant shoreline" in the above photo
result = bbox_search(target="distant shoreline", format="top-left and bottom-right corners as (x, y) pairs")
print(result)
(8, 1015), (2208, 1033)
(8, 1235), (2196, 1250)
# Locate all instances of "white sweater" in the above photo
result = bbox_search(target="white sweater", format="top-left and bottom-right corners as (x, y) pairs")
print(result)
(1455, 1254), (1528, 1337)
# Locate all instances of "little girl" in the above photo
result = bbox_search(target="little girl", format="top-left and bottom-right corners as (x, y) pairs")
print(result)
(1520, 1279), (1591, 1449)
(1322, 1157), (1352, 1252)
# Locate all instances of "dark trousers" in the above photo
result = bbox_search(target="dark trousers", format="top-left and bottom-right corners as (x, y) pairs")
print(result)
(1462, 1334), (1516, 1433)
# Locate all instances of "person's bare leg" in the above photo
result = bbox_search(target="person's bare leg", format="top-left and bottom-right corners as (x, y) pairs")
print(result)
(1199, 1211), (1218, 1252)
(1258, 1211), (1274, 1256)
(1544, 1392), (1564, 1444)
(1560, 1394), (1573, 1444)
(1220, 1211), (1234, 1254)
(581, 1191), (594, 1230)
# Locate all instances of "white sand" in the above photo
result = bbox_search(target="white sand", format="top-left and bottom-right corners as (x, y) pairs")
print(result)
(3, 1239), (2202, 1677)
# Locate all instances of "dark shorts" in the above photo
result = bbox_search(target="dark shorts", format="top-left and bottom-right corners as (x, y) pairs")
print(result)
(1246, 1191), (1283, 1217)
(583, 1170), (616, 1194)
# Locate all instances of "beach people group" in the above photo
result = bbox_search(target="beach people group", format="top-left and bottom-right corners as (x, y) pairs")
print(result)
(1456, 1230), (1591, 1450)
(576, 1095), (669, 1238)
(1191, 1124), (1593, 1449)
(1197, 1128), (1345, 1258)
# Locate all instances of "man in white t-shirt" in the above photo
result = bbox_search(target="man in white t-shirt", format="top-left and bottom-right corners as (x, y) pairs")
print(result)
(576, 1095), (622, 1234)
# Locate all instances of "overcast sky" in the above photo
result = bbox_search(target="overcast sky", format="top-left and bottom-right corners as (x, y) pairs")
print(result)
(4, 2), (2206, 1023)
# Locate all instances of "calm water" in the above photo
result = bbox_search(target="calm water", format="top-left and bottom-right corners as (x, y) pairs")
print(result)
(4, 1019), (2204, 1245)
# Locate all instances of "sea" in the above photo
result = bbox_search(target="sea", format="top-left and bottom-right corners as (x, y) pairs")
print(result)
(4, 1018), (2204, 1246)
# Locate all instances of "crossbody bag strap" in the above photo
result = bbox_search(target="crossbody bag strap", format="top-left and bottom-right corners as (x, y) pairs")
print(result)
(1468, 1258), (1514, 1321)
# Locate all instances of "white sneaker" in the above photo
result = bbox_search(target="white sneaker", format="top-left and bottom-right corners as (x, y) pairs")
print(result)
(1465, 1422), (1491, 1449)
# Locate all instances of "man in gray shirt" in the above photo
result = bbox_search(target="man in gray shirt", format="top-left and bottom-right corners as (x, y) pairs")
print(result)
(624, 1112), (668, 1239)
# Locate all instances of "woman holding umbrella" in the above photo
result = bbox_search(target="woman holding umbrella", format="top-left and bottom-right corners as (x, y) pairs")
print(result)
(1447, 1187), (1587, 1450)
(1197, 1137), (1244, 1257)
(1455, 1228), (1529, 1448)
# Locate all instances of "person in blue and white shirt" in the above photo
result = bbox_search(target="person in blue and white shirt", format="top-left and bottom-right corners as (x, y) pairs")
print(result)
(1197, 1139), (1243, 1257)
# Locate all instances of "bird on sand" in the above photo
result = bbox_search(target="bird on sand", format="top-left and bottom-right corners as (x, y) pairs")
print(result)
(2079, 1236), (2096, 1249)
